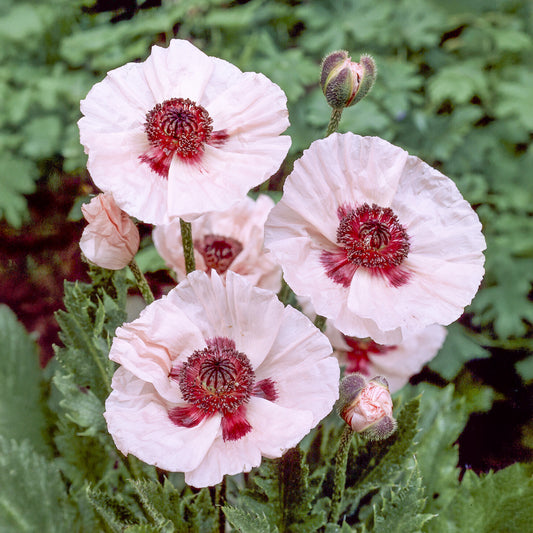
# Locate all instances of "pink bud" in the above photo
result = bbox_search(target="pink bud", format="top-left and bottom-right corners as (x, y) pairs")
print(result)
(338, 374), (396, 441)
(80, 193), (140, 270)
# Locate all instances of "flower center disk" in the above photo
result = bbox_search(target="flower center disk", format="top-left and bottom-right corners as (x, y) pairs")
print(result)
(168, 337), (278, 441)
(321, 203), (411, 288)
(337, 203), (409, 269)
(140, 97), (228, 177)
(195, 234), (243, 275)
(178, 337), (254, 415)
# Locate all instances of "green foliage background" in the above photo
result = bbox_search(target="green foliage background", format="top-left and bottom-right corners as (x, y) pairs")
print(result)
(1, 0), (533, 530)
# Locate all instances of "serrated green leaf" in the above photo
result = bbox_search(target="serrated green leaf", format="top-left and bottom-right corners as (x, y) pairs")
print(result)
(404, 383), (492, 517)
(130, 479), (188, 531)
(223, 506), (277, 533)
(0, 437), (73, 533)
(87, 486), (140, 533)
(0, 305), (47, 452)
(427, 463), (533, 533)
(362, 467), (435, 533)
(54, 276), (127, 401)
(342, 396), (420, 519)
(53, 372), (106, 436)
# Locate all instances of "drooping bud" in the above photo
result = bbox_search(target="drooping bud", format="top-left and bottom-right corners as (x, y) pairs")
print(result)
(80, 192), (140, 270)
(337, 373), (396, 441)
(320, 51), (377, 109)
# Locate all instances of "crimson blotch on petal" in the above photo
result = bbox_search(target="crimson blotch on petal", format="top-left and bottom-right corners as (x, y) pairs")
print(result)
(79, 39), (291, 224)
(104, 271), (339, 488)
(264, 133), (486, 344)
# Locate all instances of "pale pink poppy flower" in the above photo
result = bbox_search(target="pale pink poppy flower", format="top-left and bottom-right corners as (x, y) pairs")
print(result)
(338, 374), (396, 440)
(264, 133), (486, 344)
(78, 39), (291, 225)
(104, 270), (339, 488)
(80, 192), (140, 270)
(153, 194), (281, 292)
(327, 323), (447, 393)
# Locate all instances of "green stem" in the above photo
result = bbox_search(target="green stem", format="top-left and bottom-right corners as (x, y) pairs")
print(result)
(180, 219), (196, 275)
(329, 426), (354, 524)
(326, 107), (344, 136)
(259, 177), (271, 192)
(128, 259), (154, 305)
(215, 478), (226, 533)
(277, 277), (293, 305)
(314, 314), (327, 331)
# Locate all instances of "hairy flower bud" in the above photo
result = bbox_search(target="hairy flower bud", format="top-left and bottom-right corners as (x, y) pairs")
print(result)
(338, 373), (396, 441)
(320, 51), (377, 109)
(80, 192), (140, 270)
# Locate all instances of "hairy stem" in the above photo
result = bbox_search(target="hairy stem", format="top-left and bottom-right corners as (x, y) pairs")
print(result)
(128, 259), (154, 305)
(326, 107), (344, 136)
(180, 219), (196, 275)
(329, 426), (354, 524)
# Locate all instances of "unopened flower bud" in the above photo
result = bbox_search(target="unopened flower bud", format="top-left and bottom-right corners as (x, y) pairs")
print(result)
(338, 373), (396, 441)
(320, 51), (377, 109)
(80, 192), (140, 270)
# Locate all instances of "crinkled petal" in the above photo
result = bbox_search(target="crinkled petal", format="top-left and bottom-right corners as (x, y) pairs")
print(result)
(184, 397), (313, 487)
(265, 132), (485, 343)
(110, 295), (205, 402)
(255, 305), (339, 425)
(169, 271), (284, 368)
(85, 129), (171, 225)
(104, 367), (221, 472)
(167, 138), (290, 222)
(208, 72), (290, 138)
(153, 195), (281, 290)
(368, 325), (447, 392)
(79, 64), (152, 138)
(79, 39), (290, 224)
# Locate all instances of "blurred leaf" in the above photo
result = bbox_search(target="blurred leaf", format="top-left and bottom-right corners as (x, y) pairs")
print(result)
(428, 59), (488, 105)
(134, 244), (168, 274)
(20, 115), (63, 159)
(0, 154), (37, 227)
(515, 355), (533, 382)
(428, 323), (490, 380)
(495, 70), (533, 132)
(0, 437), (73, 533)
(0, 305), (47, 452)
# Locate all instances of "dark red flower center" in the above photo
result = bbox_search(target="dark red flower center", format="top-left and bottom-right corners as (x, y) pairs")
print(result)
(139, 97), (228, 178)
(168, 337), (277, 441)
(194, 234), (243, 275)
(321, 203), (411, 288)
(343, 336), (395, 374)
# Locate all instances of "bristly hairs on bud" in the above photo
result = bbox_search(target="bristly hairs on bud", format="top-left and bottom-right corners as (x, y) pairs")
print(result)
(351, 54), (377, 107)
(320, 51), (377, 136)
(320, 51), (377, 110)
